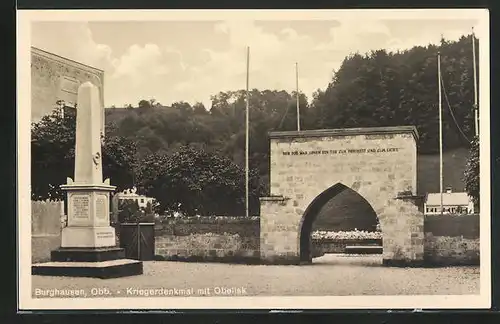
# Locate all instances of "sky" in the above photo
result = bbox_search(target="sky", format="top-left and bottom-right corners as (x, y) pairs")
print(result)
(31, 17), (480, 108)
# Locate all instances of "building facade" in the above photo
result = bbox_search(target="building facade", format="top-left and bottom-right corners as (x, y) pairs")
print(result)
(115, 187), (155, 209)
(31, 46), (105, 136)
(424, 187), (475, 215)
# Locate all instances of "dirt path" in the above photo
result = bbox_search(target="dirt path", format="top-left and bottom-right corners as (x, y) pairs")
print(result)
(32, 255), (480, 298)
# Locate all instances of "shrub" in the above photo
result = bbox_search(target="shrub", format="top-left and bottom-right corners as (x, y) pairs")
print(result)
(159, 215), (260, 224)
(136, 146), (263, 216)
(464, 135), (479, 205)
(311, 230), (382, 241)
(118, 199), (153, 223)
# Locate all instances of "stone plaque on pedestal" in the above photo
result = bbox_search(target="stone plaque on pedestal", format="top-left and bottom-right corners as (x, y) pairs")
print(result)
(95, 195), (107, 219)
(72, 194), (90, 219)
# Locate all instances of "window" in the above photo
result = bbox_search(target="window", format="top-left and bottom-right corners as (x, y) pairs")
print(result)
(141, 198), (144, 203)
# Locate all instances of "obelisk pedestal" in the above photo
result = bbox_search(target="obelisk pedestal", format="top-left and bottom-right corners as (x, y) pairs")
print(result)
(32, 82), (143, 279)
(58, 180), (118, 249)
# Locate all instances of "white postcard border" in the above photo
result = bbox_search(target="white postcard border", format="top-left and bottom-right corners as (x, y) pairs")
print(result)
(17, 9), (491, 310)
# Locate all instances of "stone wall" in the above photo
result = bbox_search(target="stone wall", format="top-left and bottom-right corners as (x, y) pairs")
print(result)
(261, 127), (425, 265)
(31, 200), (63, 263)
(312, 238), (382, 256)
(31, 47), (105, 135)
(424, 214), (480, 265)
(154, 218), (260, 263)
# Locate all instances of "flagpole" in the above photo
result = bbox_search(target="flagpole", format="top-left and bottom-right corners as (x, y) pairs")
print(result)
(438, 51), (444, 216)
(472, 27), (479, 137)
(245, 46), (250, 218)
(296, 62), (301, 131)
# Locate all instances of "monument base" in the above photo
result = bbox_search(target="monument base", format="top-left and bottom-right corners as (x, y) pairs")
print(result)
(32, 259), (143, 279)
(32, 246), (143, 279)
(51, 247), (126, 262)
(61, 226), (116, 248)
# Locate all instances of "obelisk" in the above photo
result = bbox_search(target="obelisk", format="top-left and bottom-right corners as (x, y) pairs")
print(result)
(32, 82), (143, 279)
(59, 82), (116, 248)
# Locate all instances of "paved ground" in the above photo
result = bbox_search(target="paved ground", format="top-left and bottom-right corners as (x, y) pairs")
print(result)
(32, 254), (480, 298)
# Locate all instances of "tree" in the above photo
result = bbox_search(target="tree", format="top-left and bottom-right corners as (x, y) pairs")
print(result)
(143, 201), (156, 222)
(106, 90), (309, 197)
(171, 101), (193, 115)
(464, 135), (479, 205)
(117, 199), (143, 223)
(193, 102), (208, 114)
(31, 109), (138, 201)
(104, 34), (478, 200)
(138, 99), (152, 109)
(135, 146), (263, 216)
(149, 99), (159, 107)
(102, 123), (139, 192)
(309, 36), (477, 154)
(31, 110), (76, 200)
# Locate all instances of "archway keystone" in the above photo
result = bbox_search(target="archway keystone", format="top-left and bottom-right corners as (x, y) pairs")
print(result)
(259, 126), (425, 266)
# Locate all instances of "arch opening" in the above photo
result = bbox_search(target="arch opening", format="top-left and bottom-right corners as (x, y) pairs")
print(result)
(299, 183), (381, 263)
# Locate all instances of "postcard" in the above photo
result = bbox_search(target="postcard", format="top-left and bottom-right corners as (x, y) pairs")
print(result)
(17, 8), (491, 310)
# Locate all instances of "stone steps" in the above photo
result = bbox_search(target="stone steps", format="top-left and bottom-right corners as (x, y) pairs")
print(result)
(345, 245), (383, 254)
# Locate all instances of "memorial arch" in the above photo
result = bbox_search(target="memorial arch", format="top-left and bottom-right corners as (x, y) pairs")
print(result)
(259, 126), (425, 266)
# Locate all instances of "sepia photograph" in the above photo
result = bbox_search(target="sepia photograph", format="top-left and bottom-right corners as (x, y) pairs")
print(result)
(17, 9), (490, 310)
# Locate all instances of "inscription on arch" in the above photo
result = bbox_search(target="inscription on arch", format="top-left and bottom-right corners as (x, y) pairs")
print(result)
(282, 147), (400, 156)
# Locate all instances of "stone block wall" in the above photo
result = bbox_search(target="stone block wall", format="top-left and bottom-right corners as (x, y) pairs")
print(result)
(31, 200), (64, 263)
(424, 214), (480, 265)
(154, 217), (260, 263)
(380, 196), (424, 266)
(259, 197), (300, 264)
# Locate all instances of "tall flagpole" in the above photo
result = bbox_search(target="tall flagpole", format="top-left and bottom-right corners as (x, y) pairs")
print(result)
(438, 51), (444, 216)
(245, 46), (250, 218)
(472, 27), (479, 137)
(296, 62), (301, 131)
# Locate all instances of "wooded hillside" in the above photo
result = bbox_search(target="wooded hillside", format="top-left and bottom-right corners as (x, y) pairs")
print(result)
(104, 34), (477, 196)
